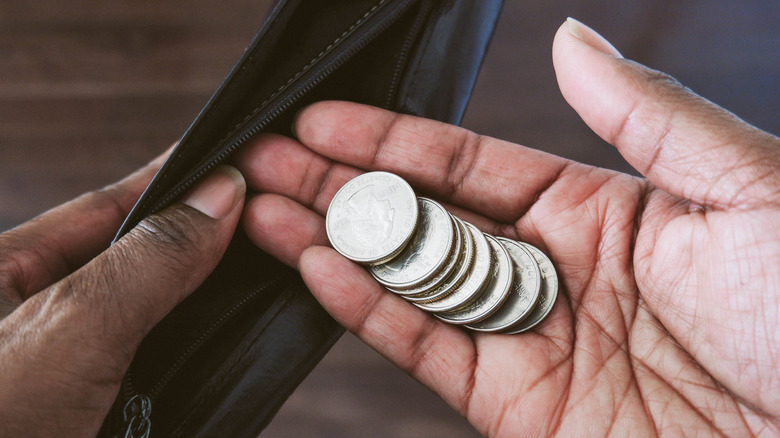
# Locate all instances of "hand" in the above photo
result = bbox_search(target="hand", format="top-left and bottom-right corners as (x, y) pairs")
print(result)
(236, 18), (780, 436)
(0, 156), (245, 436)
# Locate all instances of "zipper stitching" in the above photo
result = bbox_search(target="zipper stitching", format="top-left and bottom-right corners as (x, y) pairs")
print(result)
(217, 0), (391, 147)
(384, 0), (431, 109)
(146, 0), (411, 217)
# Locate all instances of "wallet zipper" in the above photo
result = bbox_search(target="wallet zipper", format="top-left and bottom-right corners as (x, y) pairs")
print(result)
(146, 0), (418, 218)
(384, 0), (431, 108)
(120, 278), (281, 437)
(118, 0), (425, 435)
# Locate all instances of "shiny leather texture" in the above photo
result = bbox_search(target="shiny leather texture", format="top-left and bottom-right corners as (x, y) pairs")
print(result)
(100, 1), (502, 437)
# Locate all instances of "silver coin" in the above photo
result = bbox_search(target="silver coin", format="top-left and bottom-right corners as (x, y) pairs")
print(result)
(326, 171), (418, 265)
(435, 235), (514, 325)
(403, 216), (475, 302)
(466, 238), (542, 332)
(391, 214), (467, 296)
(412, 222), (491, 312)
(370, 198), (455, 289)
(502, 243), (558, 334)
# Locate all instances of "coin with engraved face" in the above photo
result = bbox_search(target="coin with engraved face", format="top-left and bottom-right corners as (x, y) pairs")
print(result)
(466, 238), (541, 332)
(434, 235), (514, 325)
(392, 215), (469, 297)
(412, 222), (492, 312)
(502, 242), (558, 334)
(326, 172), (418, 265)
(370, 198), (455, 289)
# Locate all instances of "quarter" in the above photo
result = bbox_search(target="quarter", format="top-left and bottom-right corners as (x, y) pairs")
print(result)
(412, 222), (491, 313)
(390, 213), (464, 296)
(370, 198), (455, 289)
(403, 217), (475, 302)
(466, 238), (541, 332)
(325, 171), (418, 265)
(435, 235), (514, 325)
(502, 242), (558, 334)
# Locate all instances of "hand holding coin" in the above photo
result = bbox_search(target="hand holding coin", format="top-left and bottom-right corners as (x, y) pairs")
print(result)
(325, 172), (559, 333)
(238, 19), (780, 437)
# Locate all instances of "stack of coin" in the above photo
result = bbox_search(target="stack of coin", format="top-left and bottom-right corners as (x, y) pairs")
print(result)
(326, 171), (558, 334)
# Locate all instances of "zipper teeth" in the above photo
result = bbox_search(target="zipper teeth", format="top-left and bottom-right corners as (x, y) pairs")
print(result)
(384, 0), (431, 109)
(140, 0), (383, 222)
(147, 0), (412, 216)
(216, 0), (393, 147)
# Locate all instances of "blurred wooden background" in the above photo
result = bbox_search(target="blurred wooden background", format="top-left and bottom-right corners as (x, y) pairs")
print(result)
(1, 1), (777, 437)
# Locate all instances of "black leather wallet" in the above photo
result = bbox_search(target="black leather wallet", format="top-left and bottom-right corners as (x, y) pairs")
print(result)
(99, 1), (502, 436)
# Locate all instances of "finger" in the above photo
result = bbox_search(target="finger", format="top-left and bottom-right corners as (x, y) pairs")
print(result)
(234, 133), (361, 215)
(0, 165), (244, 431)
(243, 193), (329, 267)
(292, 101), (573, 223)
(236, 130), (596, 253)
(2, 165), (245, 367)
(298, 245), (477, 414)
(236, 133), (539, 245)
(235, 135), (509, 267)
(553, 18), (780, 209)
(0, 149), (170, 300)
(241, 187), (510, 271)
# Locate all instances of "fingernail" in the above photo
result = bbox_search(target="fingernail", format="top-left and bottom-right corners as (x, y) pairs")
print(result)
(566, 17), (623, 58)
(182, 165), (245, 219)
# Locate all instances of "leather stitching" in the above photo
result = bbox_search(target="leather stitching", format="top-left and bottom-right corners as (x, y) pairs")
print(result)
(216, 0), (390, 146)
(136, 0), (389, 223)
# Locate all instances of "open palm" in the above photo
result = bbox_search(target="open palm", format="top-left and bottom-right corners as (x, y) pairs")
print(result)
(236, 21), (780, 436)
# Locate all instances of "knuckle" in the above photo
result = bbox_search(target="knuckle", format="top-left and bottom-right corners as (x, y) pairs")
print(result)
(445, 130), (483, 198)
(638, 66), (695, 99)
(0, 233), (38, 302)
(133, 208), (201, 254)
(0, 236), (21, 282)
(77, 184), (133, 224)
(0, 293), (21, 317)
(109, 205), (218, 299)
(643, 68), (683, 89)
(116, 207), (210, 277)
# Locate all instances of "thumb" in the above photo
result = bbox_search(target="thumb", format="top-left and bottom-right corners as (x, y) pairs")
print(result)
(553, 18), (780, 209)
(0, 165), (244, 434)
(6, 164), (243, 381)
(63, 164), (246, 361)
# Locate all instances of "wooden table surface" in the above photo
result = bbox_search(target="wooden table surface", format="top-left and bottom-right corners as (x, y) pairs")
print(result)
(1, 1), (777, 436)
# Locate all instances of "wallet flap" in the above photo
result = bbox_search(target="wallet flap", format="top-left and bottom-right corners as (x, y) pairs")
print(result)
(396, 0), (503, 124)
(115, 0), (418, 241)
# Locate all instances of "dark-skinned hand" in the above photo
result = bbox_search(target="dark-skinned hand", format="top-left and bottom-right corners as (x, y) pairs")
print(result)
(0, 157), (246, 436)
(235, 19), (780, 436)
